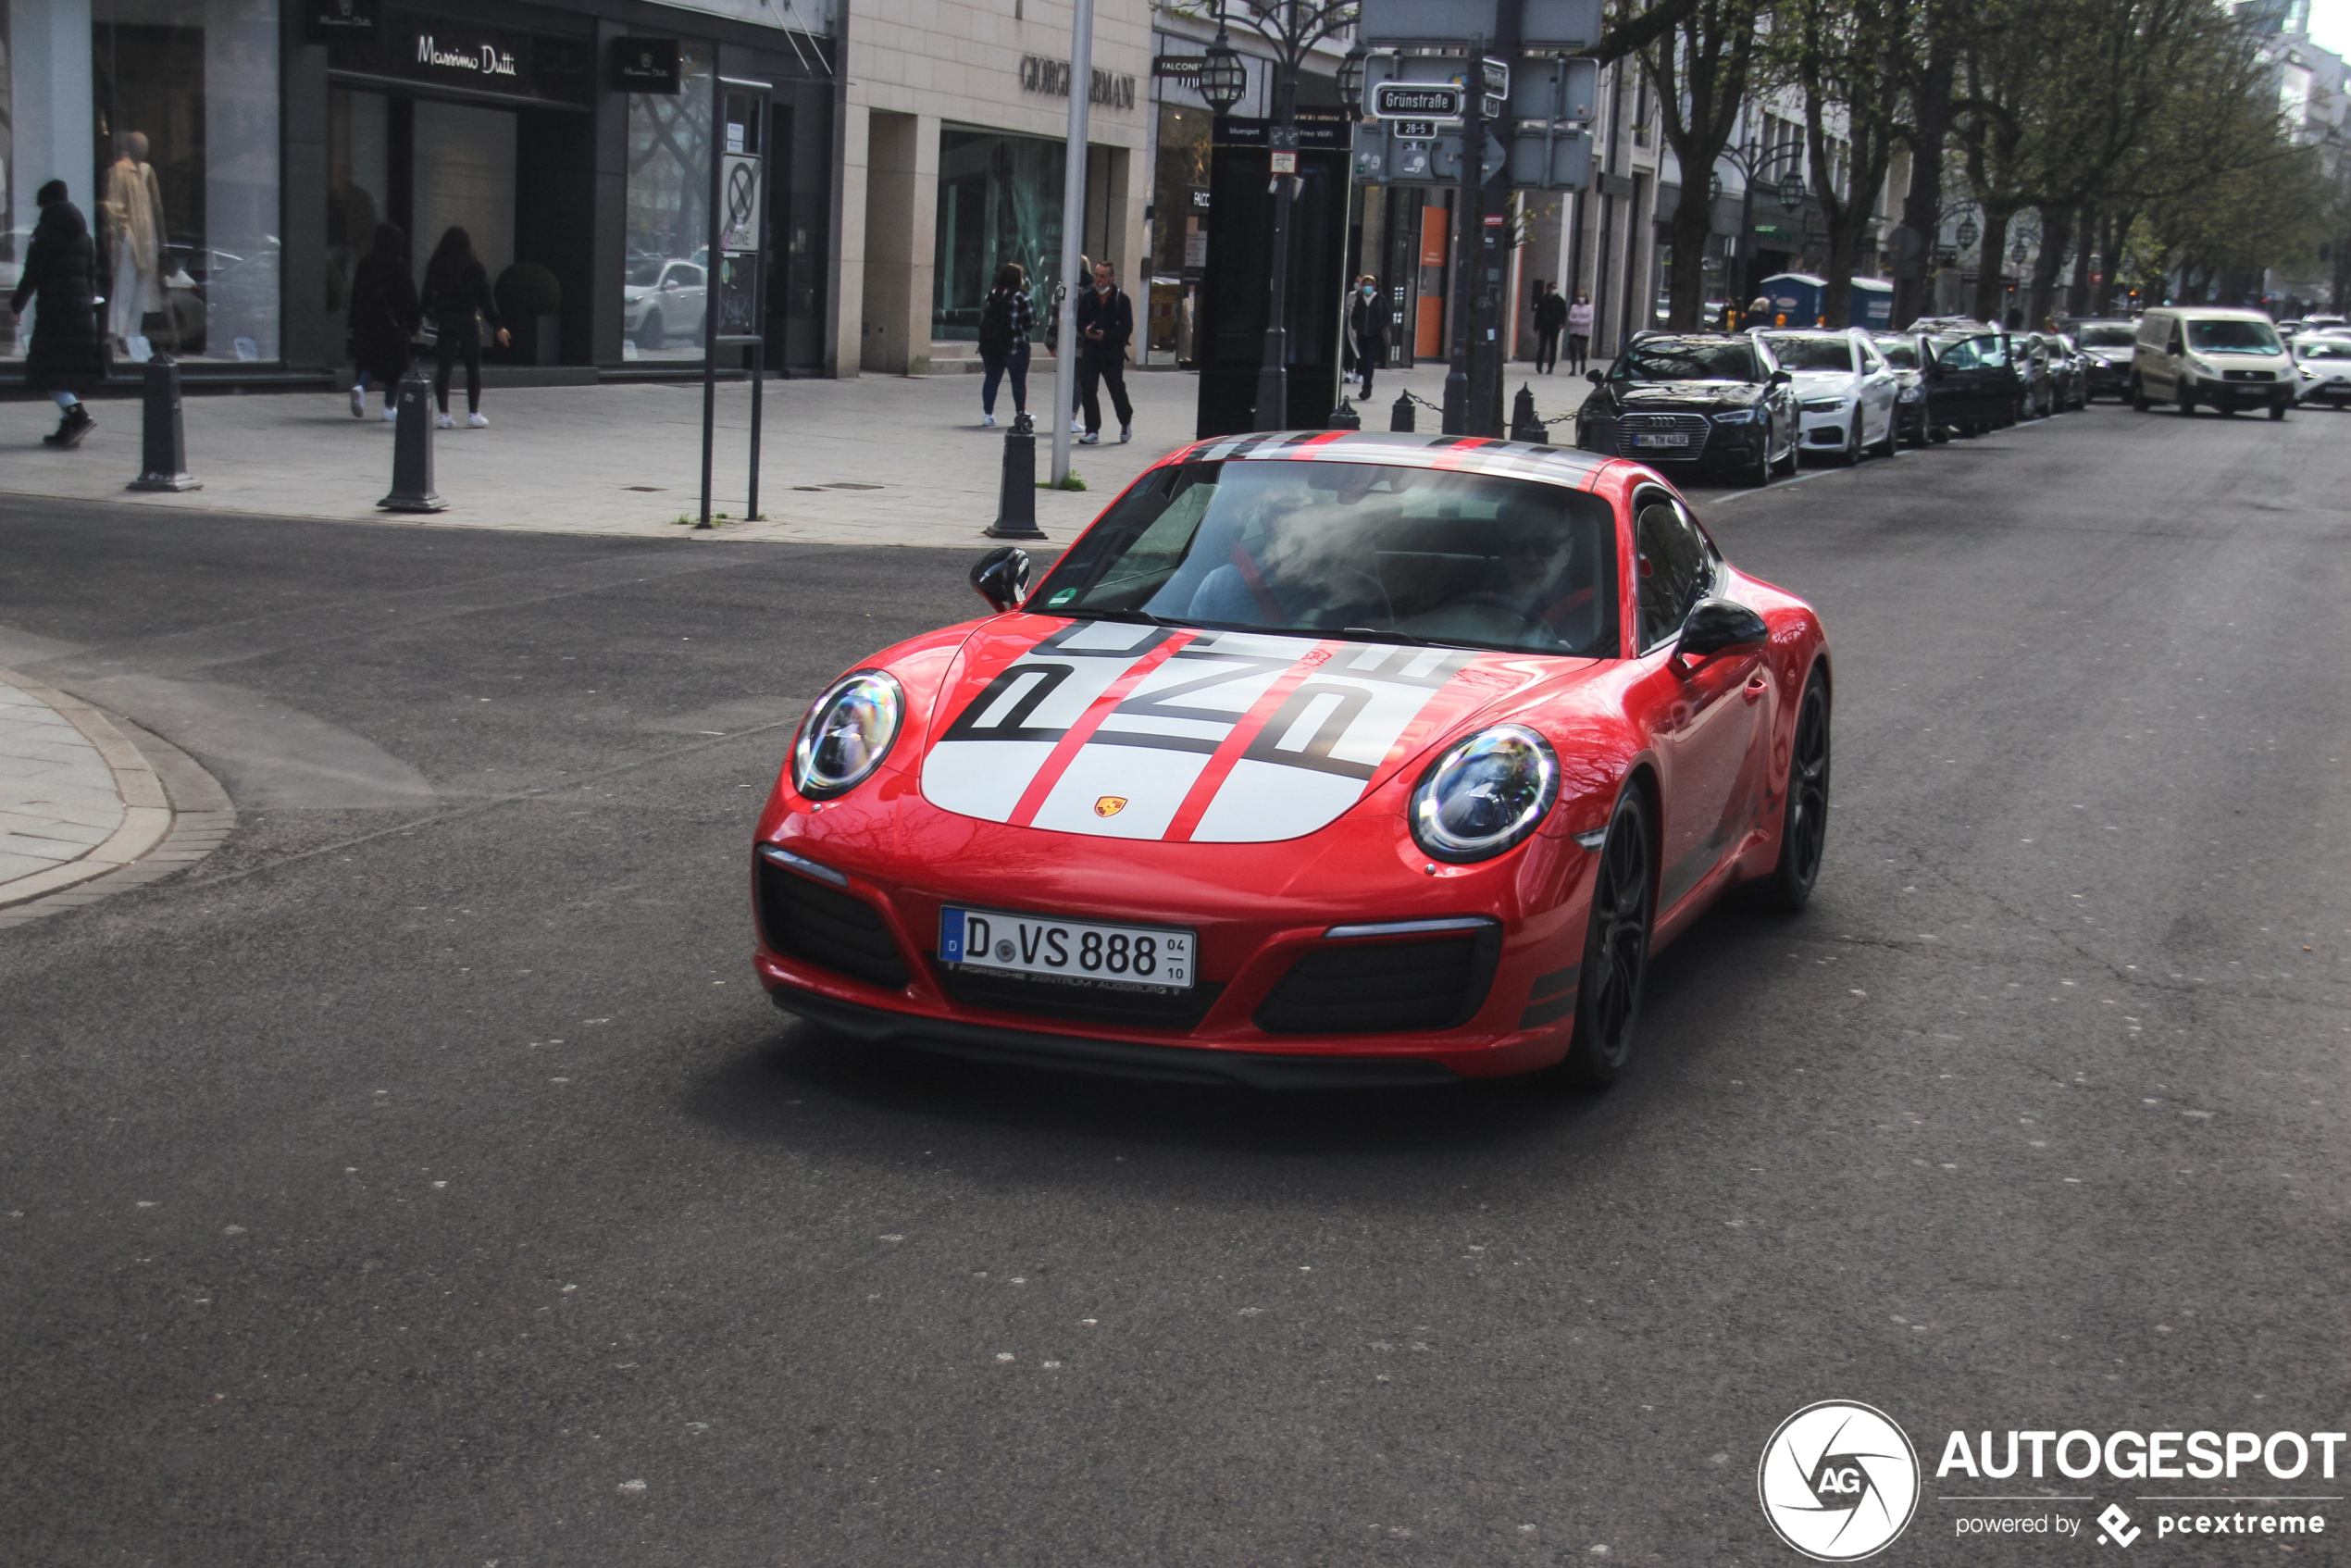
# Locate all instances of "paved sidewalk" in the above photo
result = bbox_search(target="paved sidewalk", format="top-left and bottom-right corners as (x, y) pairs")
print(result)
(1, 360), (1592, 549)
(0, 670), (171, 906)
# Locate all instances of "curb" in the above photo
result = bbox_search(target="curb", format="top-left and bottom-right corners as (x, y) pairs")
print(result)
(0, 668), (234, 927)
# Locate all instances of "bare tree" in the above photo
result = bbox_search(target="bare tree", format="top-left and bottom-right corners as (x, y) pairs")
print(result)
(1638, 0), (1774, 330)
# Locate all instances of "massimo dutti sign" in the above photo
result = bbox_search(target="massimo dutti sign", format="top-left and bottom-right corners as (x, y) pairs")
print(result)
(325, 9), (592, 105)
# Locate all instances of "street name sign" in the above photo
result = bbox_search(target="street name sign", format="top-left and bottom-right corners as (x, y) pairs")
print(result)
(1372, 81), (1462, 118)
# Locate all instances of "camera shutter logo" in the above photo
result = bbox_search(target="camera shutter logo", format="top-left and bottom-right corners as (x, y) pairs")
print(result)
(1758, 1400), (1921, 1561)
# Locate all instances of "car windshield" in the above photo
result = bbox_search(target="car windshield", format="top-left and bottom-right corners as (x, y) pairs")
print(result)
(2187, 319), (2283, 354)
(2299, 340), (2351, 359)
(2075, 324), (2135, 348)
(1873, 338), (1919, 368)
(1028, 460), (1621, 658)
(1610, 339), (1761, 382)
(1933, 333), (2007, 370)
(626, 258), (665, 287)
(1767, 336), (1855, 372)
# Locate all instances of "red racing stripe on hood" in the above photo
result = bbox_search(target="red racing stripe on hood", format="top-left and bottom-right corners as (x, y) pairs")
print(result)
(1004, 629), (1197, 827)
(1159, 640), (1340, 841)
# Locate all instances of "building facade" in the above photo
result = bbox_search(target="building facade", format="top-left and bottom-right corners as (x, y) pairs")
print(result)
(3, 0), (837, 380)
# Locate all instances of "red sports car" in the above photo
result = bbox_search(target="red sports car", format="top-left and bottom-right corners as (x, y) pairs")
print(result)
(752, 431), (1830, 1088)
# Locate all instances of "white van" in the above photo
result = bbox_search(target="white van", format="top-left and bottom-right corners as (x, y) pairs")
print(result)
(2131, 307), (2295, 418)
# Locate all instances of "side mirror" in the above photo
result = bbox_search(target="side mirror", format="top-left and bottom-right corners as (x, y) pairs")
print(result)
(969, 545), (1032, 614)
(1675, 598), (1770, 662)
(1585, 368), (1603, 386)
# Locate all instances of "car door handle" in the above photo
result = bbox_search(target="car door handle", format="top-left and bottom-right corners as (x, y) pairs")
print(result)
(1743, 673), (1770, 704)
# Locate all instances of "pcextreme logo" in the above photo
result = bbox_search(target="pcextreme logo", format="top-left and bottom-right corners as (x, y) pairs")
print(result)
(1759, 1400), (1922, 1562)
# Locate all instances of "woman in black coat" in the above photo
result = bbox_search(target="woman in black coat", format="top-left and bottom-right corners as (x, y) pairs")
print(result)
(1345, 275), (1389, 403)
(420, 227), (509, 429)
(345, 222), (421, 420)
(7, 180), (108, 448)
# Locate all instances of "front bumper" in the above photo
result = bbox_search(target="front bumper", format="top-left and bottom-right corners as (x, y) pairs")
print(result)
(768, 984), (1462, 1088)
(1578, 417), (1769, 471)
(1797, 404), (1857, 448)
(2187, 376), (2289, 408)
(751, 793), (1598, 1081)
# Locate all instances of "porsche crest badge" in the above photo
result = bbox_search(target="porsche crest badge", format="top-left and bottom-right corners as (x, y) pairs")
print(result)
(1093, 796), (1128, 818)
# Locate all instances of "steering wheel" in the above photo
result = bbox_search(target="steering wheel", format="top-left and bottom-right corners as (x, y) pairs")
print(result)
(1397, 592), (1557, 645)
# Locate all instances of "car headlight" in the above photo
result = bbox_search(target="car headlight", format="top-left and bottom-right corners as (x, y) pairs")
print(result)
(1408, 724), (1560, 863)
(1710, 407), (1760, 424)
(1898, 385), (1923, 402)
(2300, 364), (2320, 379)
(1799, 396), (1846, 412)
(790, 671), (904, 800)
(2185, 356), (2216, 378)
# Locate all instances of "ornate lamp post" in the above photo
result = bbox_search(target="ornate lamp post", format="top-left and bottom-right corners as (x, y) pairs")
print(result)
(1710, 132), (1807, 322)
(1214, 0), (1359, 430)
(1199, 29), (1248, 116)
(1956, 216), (1980, 251)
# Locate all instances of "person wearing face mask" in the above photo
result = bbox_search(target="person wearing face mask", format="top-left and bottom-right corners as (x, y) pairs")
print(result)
(1567, 289), (1595, 375)
(1346, 276), (1388, 403)
(1074, 259), (1134, 444)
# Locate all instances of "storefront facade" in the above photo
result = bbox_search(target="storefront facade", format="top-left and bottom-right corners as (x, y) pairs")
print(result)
(1, 0), (836, 379)
(836, 0), (1151, 375)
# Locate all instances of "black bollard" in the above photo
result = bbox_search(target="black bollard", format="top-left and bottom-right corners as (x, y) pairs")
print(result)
(127, 353), (200, 492)
(1509, 383), (1549, 444)
(985, 411), (1045, 540)
(1390, 391), (1415, 432)
(1326, 398), (1361, 430)
(378, 367), (448, 513)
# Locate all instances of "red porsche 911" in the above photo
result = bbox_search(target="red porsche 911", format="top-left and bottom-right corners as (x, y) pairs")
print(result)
(751, 430), (1830, 1089)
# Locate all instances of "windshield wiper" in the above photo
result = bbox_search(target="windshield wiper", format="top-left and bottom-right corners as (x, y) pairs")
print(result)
(1074, 606), (1180, 628)
(1339, 627), (1481, 652)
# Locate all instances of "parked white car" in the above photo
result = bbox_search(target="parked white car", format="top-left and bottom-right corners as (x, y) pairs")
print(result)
(1755, 328), (1902, 462)
(623, 257), (708, 350)
(2293, 335), (2351, 406)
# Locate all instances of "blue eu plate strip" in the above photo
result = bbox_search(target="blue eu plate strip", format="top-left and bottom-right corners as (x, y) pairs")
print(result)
(939, 906), (966, 963)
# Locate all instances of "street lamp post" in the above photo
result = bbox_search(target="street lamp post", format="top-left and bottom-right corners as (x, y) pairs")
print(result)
(1214, 0), (1357, 432)
(1713, 132), (1805, 323)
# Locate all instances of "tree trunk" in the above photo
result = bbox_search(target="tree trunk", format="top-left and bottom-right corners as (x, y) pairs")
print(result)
(1666, 188), (1715, 330)
(2066, 211), (2093, 318)
(2027, 204), (2073, 330)
(1970, 205), (2014, 324)
(1893, 45), (1954, 328)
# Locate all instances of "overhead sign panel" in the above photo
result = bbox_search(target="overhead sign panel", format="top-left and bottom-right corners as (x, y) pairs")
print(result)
(1358, 0), (1499, 44)
(1372, 81), (1462, 118)
(1508, 56), (1598, 121)
(1520, 0), (1604, 47)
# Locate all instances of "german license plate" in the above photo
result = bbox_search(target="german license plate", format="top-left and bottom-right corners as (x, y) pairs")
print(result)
(939, 906), (1195, 991)
(1632, 431), (1691, 448)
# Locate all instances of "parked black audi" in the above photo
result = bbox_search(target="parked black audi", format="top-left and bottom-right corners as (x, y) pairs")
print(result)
(1575, 332), (1802, 486)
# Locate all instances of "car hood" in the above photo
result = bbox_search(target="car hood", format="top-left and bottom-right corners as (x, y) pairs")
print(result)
(1601, 381), (1767, 414)
(1786, 369), (1857, 397)
(911, 616), (1577, 843)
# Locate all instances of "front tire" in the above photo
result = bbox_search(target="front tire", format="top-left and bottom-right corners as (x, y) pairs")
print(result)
(2271, 400), (2289, 422)
(1555, 786), (1655, 1088)
(2132, 375), (2151, 412)
(1758, 667), (1832, 911)
(2178, 383), (2196, 417)
(1840, 414), (1863, 465)
(1744, 434), (1773, 487)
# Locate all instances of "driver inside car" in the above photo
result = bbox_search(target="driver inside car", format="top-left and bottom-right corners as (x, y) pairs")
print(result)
(1489, 499), (1601, 652)
(1185, 468), (1392, 629)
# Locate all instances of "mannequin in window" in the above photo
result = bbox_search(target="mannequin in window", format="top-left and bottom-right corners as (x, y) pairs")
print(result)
(101, 131), (166, 351)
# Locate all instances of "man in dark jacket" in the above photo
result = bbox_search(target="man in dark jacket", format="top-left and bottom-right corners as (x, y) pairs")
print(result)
(8, 180), (108, 448)
(1074, 261), (1134, 444)
(1533, 282), (1568, 374)
(1346, 276), (1389, 402)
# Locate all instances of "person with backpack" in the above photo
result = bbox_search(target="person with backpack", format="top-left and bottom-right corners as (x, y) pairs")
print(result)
(421, 227), (508, 429)
(7, 180), (107, 449)
(346, 222), (420, 421)
(976, 262), (1034, 428)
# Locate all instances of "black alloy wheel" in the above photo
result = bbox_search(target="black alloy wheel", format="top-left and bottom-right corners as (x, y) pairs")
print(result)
(1744, 430), (1773, 487)
(638, 313), (663, 350)
(2270, 400), (2290, 422)
(1556, 787), (1655, 1088)
(1842, 414), (1864, 465)
(2178, 384), (2196, 417)
(2132, 375), (2151, 411)
(1773, 418), (1800, 474)
(1759, 668), (1832, 912)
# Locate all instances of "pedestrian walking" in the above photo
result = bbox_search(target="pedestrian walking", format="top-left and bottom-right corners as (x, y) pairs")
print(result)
(1566, 290), (1595, 376)
(1534, 282), (1568, 374)
(1748, 293), (1773, 330)
(1346, 276), (1388, 402)
(7, 180), (107, 449)
(345, 222), (420, 422)
(421, 227), (509, 429)
(1075, 260), (1134, 445)
(976, 262), (1034, 428)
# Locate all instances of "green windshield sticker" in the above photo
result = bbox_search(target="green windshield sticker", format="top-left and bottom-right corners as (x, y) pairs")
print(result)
(1049, 588), (1077, 605)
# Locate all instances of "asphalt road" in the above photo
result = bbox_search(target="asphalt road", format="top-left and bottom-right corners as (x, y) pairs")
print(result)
(3, 404), (2346, 1567)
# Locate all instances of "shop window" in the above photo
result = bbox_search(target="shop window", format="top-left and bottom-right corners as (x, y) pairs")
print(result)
(4, 0), (280, 365)
(623, 38), (715, 362)
(931, 128), (1064, 342)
